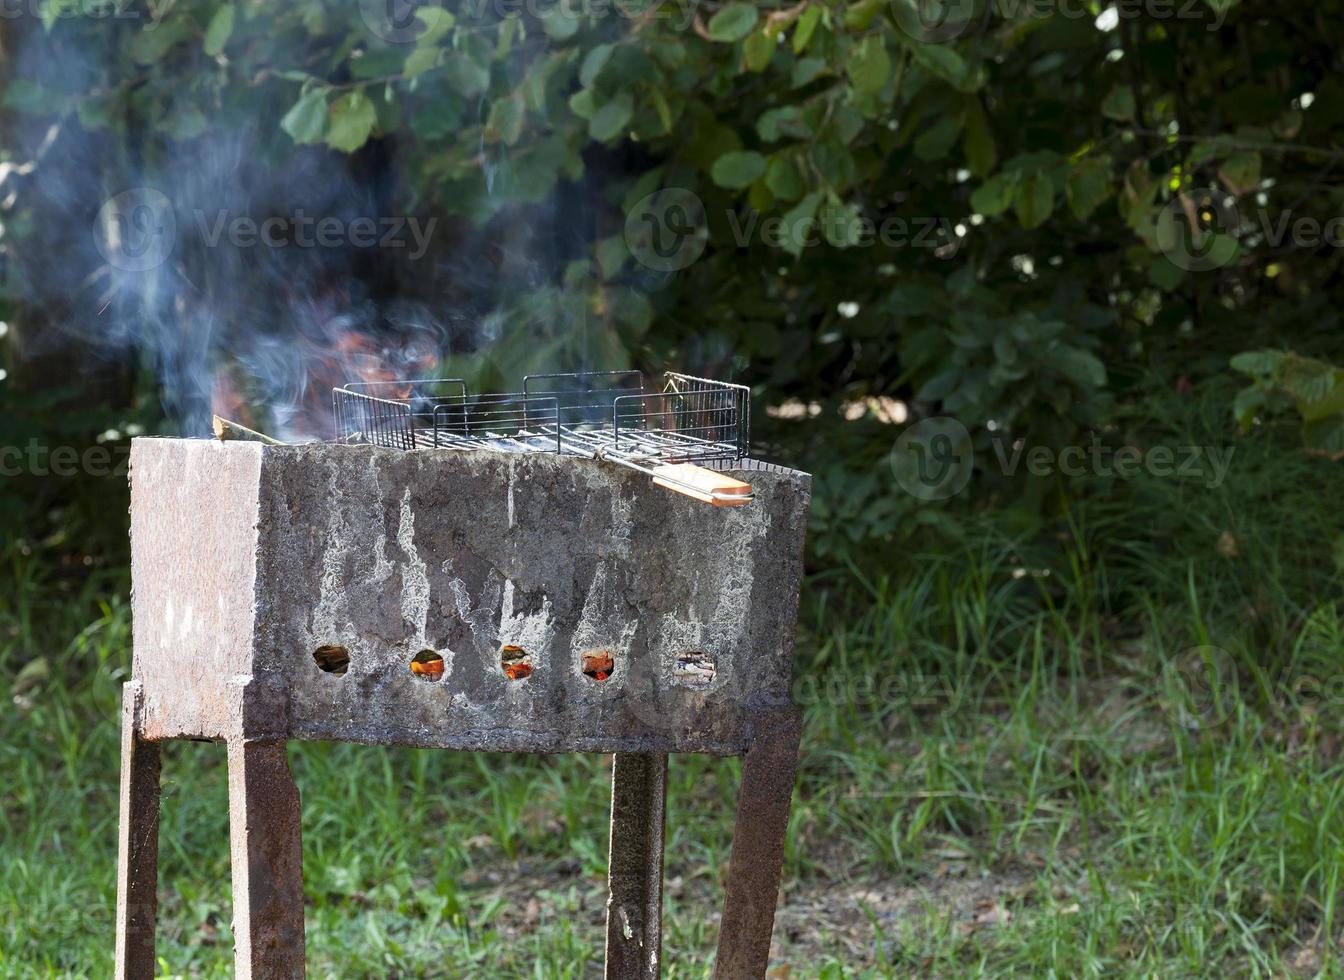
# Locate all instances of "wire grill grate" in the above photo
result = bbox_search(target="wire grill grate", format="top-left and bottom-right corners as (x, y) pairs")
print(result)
(332, 371), (750, 467)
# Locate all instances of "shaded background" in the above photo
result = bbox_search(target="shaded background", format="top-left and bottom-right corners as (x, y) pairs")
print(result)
(3, 0), (1344, 974)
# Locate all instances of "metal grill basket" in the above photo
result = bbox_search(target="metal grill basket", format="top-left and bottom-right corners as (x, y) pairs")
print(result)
(332, 371), (753, 503)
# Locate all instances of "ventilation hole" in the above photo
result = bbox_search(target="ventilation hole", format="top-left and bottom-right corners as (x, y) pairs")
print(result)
(582, 649), (615, 682)
(313, 645), (350, 675)
(673, 652), (715, 689)
(410, 649), (445, 681)
(501, 644), (533, 681)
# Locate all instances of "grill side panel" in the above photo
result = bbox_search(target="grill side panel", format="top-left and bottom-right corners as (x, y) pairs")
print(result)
(252, 445), (811, 755)
(130, 439), (265, 740)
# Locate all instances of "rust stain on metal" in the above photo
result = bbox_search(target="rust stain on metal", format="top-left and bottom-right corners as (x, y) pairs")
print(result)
(605, 752), (667, 979)
(713, 705), (804, 979)
(114, 682), (160, 979)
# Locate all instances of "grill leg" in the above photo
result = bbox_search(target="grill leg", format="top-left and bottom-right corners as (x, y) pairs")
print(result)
(115, 682), (160, 980)
(226, 739), (305, 979)
(604, 752), (668, 980)
(713, 707), (802, 980)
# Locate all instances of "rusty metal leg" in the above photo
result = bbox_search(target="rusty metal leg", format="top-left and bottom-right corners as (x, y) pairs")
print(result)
(226, 739), (305, 979)
(605, 752), (668, 980)
(713, 707), (802, 980)
(115, 681), (160, 980)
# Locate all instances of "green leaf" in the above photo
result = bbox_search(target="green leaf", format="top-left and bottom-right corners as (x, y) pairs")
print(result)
(758, 105), (811, 142)
(909, 43), (969, 90)
(280, 90), (329, 145)
(819, 201), (863, 248)
(962, 100), (996, 177)
(1053, 348), (1107, 389)
(849, 36), (892, 97)
(540, 7), (580, 40)
(1066, 157), (1112, 220)
(76, 95), (115, 130)
(971, 173), (1017, 216)
(708, 3), (759, 42)
(414, 8), (455, 46)
(157, 104), (207, 141)
(595, 234), (628, 280)
(780, 192), (823, 257)
(204, 4), (235, 57)
(486, 94), (525, 146)
(403, 46), (439, 78)
(712, 150), (768, 189)
(1281, 357), (1338, 408)
(830, 104), (864, 144)
(793, 5), (823, 53)
(569, 89), (597, 120)
(1229, 350), (1285, 376)
(496, 13), (519, 57)
(589, 93), (633, 142)
(917, 368), (960, 401)
(792, 57), (828, 88)
(649, 90), (673, 133)
(443, 52), (490, 98)
(610, 287), (653, 333)
(810, 140), (859, 191)
(1232, 385), (1266, 429)
(326, 92), (378, 153)
(914, 112), (964, 161)
(1101, 85), (1135, 121)
(1218, 152), (1262, 196)
(764, 155), (806, 200)
(3, 79), (67, 115)
(1014, 172), (1054, 230)
(129, 18), (192, 64)
(580, 44), (614, 88)
(744, 29), (777, 72)
(1302, 416), (1344, 459)
(844, 0), (884, 30)
(1122, 165), (1161, 230)
(1148, 256), (1186, 290)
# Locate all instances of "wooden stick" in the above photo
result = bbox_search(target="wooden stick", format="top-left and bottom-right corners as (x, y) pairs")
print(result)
(650, 463), (753, 506)
(212, 415), (284, 446)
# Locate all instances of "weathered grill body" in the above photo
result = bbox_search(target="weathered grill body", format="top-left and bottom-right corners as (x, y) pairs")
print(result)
(116, 436), (810, 979)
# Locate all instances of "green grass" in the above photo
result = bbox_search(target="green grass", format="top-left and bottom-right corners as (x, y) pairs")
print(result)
(3, 383), (1344, 977)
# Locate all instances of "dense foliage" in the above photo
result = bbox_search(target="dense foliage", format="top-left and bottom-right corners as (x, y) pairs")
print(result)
(1, 0), (1342, 562)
